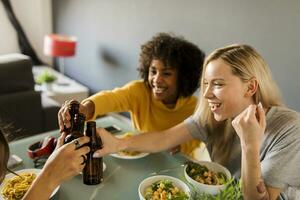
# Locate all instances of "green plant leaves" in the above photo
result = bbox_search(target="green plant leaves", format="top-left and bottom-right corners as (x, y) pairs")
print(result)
(35, 70), (56, 84)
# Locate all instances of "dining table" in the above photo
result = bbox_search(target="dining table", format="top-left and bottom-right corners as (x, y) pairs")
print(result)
(8, 113), (191, 200)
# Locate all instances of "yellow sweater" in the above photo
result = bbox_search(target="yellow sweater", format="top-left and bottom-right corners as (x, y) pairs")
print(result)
(88, 80), (200, 156)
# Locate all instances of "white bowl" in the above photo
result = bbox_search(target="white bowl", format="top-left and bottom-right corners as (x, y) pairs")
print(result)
(138, 175), (191, 200)
(184, 161), (231, 195)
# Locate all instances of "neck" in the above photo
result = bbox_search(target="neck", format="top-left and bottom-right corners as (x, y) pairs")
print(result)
(164, 102), (176, 109)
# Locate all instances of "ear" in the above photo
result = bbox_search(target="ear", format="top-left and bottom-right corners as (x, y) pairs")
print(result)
(245, 77), (258, 97)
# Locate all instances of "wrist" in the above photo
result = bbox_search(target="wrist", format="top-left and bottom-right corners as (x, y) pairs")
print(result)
(241, 142), (260, 155)
(117, 137), (128, 152)
(38, 167), (60, 193)
(81, 99), (95, 119)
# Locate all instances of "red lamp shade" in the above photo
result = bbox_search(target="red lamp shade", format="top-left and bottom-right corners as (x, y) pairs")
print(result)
(44, 34), (77, 57)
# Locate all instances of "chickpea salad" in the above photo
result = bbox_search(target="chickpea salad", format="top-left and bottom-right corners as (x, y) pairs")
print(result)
(144, 179), (189, 200)
(186, 161), (227, 185)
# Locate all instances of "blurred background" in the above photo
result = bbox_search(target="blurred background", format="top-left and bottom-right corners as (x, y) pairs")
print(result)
(1, 0), (300, 111)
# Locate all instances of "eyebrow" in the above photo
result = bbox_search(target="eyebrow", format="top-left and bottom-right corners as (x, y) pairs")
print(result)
(204, 78), (225, 82)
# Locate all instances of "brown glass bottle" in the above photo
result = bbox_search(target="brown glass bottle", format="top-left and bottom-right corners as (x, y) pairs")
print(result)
(64, 113), (86, 144)
(63, 100), (80, 144)
(83, 121), (103, 185)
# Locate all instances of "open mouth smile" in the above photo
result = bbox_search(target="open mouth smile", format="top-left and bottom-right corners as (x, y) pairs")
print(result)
(209, 102), (221, 111)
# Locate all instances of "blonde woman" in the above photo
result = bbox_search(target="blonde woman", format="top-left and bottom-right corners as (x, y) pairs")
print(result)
(94, 44), (300, 200)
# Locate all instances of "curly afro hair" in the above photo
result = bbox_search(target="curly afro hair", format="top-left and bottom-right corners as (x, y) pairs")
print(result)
(138, 32), (205, 97)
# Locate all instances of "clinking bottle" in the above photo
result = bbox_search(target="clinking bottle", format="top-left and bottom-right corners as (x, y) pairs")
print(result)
(64, 113), (86, 144)
(83, 121), (103, 185)
(64, 100), (81, 144)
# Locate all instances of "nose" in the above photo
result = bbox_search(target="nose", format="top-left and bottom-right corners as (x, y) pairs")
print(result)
(203, 85), (214, 99)
(153, 73), (163, 84)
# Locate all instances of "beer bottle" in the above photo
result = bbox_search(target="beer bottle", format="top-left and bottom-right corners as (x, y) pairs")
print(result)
(64, 113), (86, 144)
(63, 100), (80, 144)
(83, 121), (103, 185)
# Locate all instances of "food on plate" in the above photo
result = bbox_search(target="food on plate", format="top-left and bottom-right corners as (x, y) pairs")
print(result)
(186, 161), (227, 185)
(1, 172), (36, 200)
(144, 179), (189, 200)
(118, 132), (141, 156)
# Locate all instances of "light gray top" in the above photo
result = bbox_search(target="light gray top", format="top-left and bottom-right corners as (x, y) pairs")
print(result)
(184, 106), (300, 199)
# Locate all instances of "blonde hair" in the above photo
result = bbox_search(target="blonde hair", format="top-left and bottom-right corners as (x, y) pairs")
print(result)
(195, 44), (283, 164)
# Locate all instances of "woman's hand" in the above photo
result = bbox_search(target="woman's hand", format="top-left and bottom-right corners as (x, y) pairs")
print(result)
(231, 102), (266, 149)
(57, 100), (87, 132)
(41, 134), (90, 187)
(93, 128), (121, 158)
(23, 134), (90, 200)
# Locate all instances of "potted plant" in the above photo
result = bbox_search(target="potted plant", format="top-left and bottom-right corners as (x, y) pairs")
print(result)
(35, 70), (57, 91)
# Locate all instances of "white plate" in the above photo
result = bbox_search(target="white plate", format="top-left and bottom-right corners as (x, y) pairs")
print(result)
(110, 152), (149, 160)
(0, 168), (59, 200)
(110, 133), (149, 159)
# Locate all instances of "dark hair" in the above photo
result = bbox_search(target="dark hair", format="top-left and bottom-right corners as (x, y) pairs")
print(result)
(138, 32), (205, 97)
(0, 126), (10, 183)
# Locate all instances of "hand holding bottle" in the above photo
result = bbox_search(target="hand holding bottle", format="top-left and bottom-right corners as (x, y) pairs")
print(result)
(33, 133), (90, 194)
(58, 100), (87, 132)
(93, 128), (121, 158)
(83, 121), (103, 185)
(58, 99), (93, 133)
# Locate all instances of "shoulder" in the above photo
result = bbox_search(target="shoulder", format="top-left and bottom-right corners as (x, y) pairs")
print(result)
(179, 95), (198, 106)
(124, 80), (146, 89)
(121, 80), (150, 96)
(189, 95), (198, 104)
(267, 106), (300, 130)
(265, 106), (300, 146)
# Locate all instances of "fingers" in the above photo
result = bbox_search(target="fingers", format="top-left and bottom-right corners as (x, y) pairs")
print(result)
(56, 132), (67, 149)
(71, 136), (90, 150)
(245, 103), (266, 129)
(94, 128), (116, 158)
(245, 104), (257, 122)
(76, 145), (90, 155)
(58, 100), (72, 132)
(93, 149), (105, 158)
(257, 102), (266, 129)
(80, 155), (87, 165)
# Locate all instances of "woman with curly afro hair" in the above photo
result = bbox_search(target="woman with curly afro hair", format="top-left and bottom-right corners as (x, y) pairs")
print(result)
(58, 32), (205, 158)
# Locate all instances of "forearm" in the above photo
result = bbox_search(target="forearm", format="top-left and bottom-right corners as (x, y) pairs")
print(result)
(120, 123), (193, 153)
(121, 131), (171, 153)
(23, 168), (59, 200)
(241, 144), (268, 200)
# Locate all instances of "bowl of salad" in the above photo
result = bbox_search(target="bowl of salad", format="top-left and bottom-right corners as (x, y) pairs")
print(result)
(184, 161), (231, 195)
(138, 175), (190, 200)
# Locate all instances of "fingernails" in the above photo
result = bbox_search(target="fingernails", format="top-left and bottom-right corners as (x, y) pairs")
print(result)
(93, 152), (101, 158)
(258, 102), (263, 109)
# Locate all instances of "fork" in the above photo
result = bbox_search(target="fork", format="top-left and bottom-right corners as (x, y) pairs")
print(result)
(6, 168), (23, 179)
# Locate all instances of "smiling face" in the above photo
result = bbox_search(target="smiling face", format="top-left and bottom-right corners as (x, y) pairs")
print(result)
(148, 59), (179, 107)
(203, 59), (254, 121)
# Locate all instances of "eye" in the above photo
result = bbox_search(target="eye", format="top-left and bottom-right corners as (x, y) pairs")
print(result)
(214, 82), (224, 87)
(149, 69), (156, 75)
(203, 81), (208, 87)
(163, 72), (172, 76)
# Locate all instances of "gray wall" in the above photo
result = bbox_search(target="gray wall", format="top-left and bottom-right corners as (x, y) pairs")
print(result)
(53, 0), (300, 111)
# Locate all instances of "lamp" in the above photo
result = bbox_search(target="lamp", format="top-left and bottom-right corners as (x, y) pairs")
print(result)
(44, 34), (77, 85)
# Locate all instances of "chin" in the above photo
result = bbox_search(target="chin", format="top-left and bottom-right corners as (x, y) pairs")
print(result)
(213, 113), (226, 122)
(152, 92), (164, 100)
